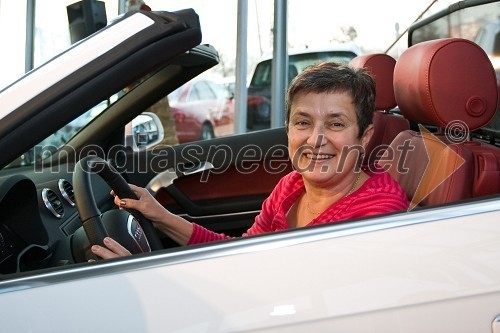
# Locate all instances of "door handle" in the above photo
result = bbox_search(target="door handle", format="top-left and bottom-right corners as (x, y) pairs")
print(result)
(178, 161), (214, 176)
(146, 162), (214, 195)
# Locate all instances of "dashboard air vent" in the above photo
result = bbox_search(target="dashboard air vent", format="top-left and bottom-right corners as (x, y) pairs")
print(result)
(58, 179), (75, 206)
(42, 188), (64, 218)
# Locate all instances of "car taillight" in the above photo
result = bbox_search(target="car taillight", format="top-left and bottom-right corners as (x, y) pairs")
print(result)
(173, 111), (185, 123)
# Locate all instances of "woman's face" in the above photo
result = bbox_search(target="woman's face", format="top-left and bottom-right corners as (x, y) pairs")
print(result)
(287, 91), (373, 187)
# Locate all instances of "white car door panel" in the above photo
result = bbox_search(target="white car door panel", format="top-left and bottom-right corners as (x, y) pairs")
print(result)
(1, 201), (499, 332)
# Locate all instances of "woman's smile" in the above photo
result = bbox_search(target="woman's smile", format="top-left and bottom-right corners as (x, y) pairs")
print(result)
(305, 152), (335, 160)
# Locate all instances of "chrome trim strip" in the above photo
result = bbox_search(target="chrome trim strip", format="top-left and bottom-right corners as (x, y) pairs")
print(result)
(177, 210), (261, 220)
(1, 197), (499, 293)
(127, 215), (151, 253)
(58, 179), (75, 207)
(41, 188), (63, 218)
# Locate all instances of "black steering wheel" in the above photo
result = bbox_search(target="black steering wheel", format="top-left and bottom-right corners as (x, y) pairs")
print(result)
(72, 155), (163, 261)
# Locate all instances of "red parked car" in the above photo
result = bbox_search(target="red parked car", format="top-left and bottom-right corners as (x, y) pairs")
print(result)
(168, 78), (234, 143)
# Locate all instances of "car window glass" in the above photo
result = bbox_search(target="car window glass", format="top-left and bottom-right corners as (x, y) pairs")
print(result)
(250, 51), (358, 88)
(411, 3), (500, 46)
(250, 61), (272, 88)
(208, 81), (228, 100)
(187, 84), (200, 102)
(197, 81), (217, 100)
(168, 86), (182, 103)
(494, 32), (500, 56)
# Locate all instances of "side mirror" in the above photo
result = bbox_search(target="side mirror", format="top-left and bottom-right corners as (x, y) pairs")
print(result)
(125, 112), (164, 151)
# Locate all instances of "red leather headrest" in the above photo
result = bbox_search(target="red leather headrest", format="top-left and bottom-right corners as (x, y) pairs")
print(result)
(349, 54), (397, 111)
(394, 38), (498, 130)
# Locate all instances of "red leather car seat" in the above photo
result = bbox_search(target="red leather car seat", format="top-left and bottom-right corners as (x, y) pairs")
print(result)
(378, 38), (499, 208)
(349, 54), (410, 165)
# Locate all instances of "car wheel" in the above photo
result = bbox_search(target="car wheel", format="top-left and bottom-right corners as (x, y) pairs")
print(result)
(200, 123), (215, 140)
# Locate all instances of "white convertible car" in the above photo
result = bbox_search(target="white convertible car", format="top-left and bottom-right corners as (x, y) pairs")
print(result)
(0, 2), (499, 332)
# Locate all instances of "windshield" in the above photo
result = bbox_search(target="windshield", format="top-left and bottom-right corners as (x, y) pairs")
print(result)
(410, 2), (499, 47)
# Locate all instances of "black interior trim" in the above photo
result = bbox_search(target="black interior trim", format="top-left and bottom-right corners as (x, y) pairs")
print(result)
(122, 127), (289, 187)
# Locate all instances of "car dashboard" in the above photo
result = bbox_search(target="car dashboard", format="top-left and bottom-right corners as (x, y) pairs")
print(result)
(0, 166), (113, 275)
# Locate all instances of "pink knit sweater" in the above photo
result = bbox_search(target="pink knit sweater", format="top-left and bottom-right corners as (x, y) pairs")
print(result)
(188, 170), (409, 245)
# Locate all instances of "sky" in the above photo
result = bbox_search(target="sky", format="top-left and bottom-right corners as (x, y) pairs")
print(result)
(0, 0), (455, 89)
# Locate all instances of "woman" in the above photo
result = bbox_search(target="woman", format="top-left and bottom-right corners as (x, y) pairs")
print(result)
(92, 62), (409, 259)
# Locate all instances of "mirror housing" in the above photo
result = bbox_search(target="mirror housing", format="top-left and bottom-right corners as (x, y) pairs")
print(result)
(125, 112), (165, 151)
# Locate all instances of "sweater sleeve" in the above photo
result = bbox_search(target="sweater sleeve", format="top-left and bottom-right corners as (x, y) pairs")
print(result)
(187, 223), (231, 245)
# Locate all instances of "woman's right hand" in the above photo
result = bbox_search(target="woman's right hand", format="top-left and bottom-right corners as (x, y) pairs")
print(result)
(111, 184), (170, 229)
(112, 184), (194, 246)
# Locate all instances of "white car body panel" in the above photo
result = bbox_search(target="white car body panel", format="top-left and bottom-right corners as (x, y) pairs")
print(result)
(1, 201), (499, 332)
